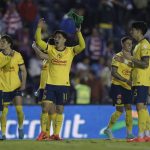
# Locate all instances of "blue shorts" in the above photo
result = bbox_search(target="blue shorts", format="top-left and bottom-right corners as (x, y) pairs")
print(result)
(0, 90), (3, 111)
(37, 89), (44, 103)
(110, 84), (132, 106)
(43, 84), (70, 105)
(3, 89), (22, 104)
(132, 86), (148, 104)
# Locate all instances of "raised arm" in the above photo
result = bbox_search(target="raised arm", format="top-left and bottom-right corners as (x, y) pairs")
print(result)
(32, 41), (49, 60)
(35, 19), (48, 51)
(73, 26), (85, 54)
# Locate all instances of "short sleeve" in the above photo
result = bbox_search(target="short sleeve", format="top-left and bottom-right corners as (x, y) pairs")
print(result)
(18, 53), (24, 65)
(141, 43), (150, 57)
(111, 56), (119, 67)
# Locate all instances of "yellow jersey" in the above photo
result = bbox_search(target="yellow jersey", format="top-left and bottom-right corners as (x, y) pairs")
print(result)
(35, 27), (85, 86)
(132, 39), (150, 86)
(39, 60), (49, 89)
(43, 45), (75, 86)
(112, 52), (132, 90)
(0, 52), (11, 90)
(1, 51), (24, 92)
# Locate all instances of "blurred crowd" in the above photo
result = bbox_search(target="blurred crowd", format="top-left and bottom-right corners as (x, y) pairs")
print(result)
(0, 0), (150, 105)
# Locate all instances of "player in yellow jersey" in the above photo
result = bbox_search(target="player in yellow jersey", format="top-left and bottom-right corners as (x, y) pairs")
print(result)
(32, 41), (56, 138)
(0, 38), (12, 139)
(0, 51), (11, 114)
(104, 36), (134, 139)
(122, 21), (150, 142)
(35, 18), (85, 140)
(0, 35), (27, 140)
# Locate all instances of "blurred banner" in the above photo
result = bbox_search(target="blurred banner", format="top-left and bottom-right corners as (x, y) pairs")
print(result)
(2, 105), (150, 139)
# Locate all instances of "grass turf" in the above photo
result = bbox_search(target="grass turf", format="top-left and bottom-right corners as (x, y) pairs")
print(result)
(0, 139), (150, 150)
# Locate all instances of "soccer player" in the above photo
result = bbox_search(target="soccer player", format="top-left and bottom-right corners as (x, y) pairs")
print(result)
(0, 38), (12, 138)
(104, 36), (134, 139)
(32, 42), (56, 138)
(123, 21), (150, 142)
(0, 35), (27, 140)
(35, 18), (85, 140)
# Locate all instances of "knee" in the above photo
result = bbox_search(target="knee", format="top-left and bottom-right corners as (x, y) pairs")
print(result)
(42, 106), (48, 113)
(49, 105), (56, 114)
(125, 105), (132, 111)
(56, 106), (64, 114)
(136, 104), (145, 111)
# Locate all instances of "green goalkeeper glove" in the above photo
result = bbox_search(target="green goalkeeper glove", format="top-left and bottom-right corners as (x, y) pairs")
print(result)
(67, 9), (84, 28)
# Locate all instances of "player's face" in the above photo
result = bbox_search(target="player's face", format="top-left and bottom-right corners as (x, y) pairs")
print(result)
(122, 39), (132, 52)
(54, 34), (66, 47)
(0, 38), (10, 49)
(130, 28), (139, 40)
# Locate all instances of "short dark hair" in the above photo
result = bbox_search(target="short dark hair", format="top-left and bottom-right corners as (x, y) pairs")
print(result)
(1, 35), (13, 48)
(53, 30), (68, 40)
(121, 36), (132, 44)
(131, 21), (148, 35)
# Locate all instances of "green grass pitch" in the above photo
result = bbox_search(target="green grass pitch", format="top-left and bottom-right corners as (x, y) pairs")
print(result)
(0, 139), (150, 150)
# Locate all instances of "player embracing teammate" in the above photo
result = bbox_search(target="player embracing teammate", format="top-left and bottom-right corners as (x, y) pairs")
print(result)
(104, 21), (150, 142)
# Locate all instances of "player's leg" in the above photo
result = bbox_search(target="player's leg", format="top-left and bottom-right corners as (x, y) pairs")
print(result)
(144, 105), (150, 141)
(46, 103), (56, 137)
(38, 89), (56, 137)
(14, 93), (24, 139)
(1, 104), (8, 140)
(104, 106), (123, 139)
(36, 101), (51, 141)
(1, 92), (12, 140)
(124, 88), (134, 139)
(124, 104), (134, 139)
(128, 86), (147, 142)
(37, 85), (55, 141)
(53, 86), (68, 140)
(14, 90), (24, 139)
(104, 85), (124, 139)
(54, 105), (64, 140)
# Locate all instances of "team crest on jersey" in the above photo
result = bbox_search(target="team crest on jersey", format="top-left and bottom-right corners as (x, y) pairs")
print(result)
(57, 53), (62, 59)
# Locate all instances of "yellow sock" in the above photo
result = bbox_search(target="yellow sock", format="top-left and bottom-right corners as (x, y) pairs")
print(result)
(15, 106), (24, 129)
(145, 109), (150, 131)
(40, 113), (48, 132)
(55, 113), (63, 135)
(138, 109), (147, 136)
(50, 113), (56, 135)
(1, 107), (8, 135)
(125, 110), (132, 134)
(46, 115), (52, 136)
(108, 111), (122, 129)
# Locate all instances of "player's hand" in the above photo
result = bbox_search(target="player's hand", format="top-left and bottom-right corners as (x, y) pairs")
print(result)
(19, 84), (26, 91)
(114, 56), (124, 63)
(37, 18), (45, 29)
(123, 51), (133, 60)
(76, 25), (81, 32)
